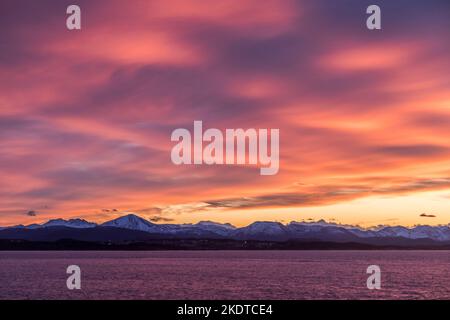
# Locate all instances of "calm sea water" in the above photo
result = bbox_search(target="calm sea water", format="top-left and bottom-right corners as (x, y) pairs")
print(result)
(0, 251), (449, 300)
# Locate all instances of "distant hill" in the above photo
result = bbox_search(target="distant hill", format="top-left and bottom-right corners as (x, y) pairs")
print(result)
(1, 214), (450, 249)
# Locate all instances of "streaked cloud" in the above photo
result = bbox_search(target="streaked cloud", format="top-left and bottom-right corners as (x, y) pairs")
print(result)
(0, 0), (449, 227)
(420, 213), (436, 218)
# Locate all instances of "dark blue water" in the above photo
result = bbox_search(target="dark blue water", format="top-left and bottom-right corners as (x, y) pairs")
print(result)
(0, 251), (449, 299)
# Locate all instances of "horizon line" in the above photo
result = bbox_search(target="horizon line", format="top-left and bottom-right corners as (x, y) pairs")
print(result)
(2, 213), (449, 231)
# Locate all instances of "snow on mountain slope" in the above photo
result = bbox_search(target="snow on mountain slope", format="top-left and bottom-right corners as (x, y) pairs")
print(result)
(101, 214), (162, 233)
(42, 219), (97, 229)
(193, 221), (236, 236)
(286, 221), (363, 241)
(367, 225), (450, 241)
(374, 226), (412, 238)
(408, 225), (450, 241)
(232, 221), (289, 240)
(242, 221), (287, 235)
(286, 220), (377, 238)
(3, 219), (97, 229)
(26, 223), (45, 229)
(1, 215), (449, 242)
(100, 216), (212, 236)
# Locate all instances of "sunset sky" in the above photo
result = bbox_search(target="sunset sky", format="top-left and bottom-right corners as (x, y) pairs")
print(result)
(0, 0), (449, 227)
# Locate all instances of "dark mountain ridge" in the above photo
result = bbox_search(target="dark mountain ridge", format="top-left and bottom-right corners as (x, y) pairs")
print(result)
(1, 214), (450, 249)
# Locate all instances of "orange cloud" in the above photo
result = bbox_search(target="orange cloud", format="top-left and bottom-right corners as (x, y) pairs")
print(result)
(0, 0), (449, 227)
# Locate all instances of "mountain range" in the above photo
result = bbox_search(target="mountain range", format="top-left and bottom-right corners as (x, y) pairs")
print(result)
(1, 214), (450, 245)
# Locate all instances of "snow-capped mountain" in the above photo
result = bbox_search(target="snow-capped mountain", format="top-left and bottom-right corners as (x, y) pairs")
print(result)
(373, 225), (450, 241)
(101, 214), (162, 233)
(409, 225), (450, 241)
(233, 221), (289, 240)
(1, 214), (449, 242)
(372, 226), (412, 238)
(24, 223), (42, 229)
(100, 214), (235, 239)
(287, 221), (360, 241)
(193, 221), (236, 236)
(42, 218), (97, 229)
(3, 219), (97, 230)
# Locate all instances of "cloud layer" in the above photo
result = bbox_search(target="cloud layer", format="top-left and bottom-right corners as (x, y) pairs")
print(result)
(0, 0), (449, 226)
